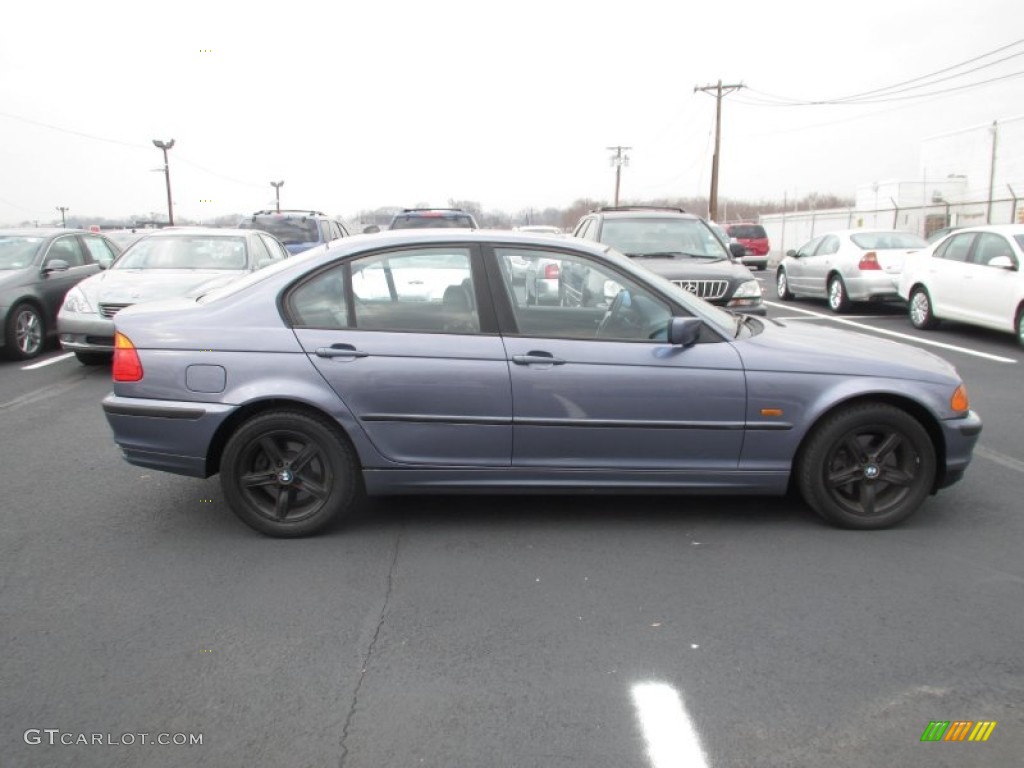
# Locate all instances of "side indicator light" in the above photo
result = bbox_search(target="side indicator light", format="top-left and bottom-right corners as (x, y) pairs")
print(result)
(950, 385), (969, 413)
(112, 332), (143, 382)
(760, 408), (784, 417)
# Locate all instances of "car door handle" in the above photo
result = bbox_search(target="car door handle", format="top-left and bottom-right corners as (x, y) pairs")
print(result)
(315, 343), (369, 359)
(512, 352), (565, 365)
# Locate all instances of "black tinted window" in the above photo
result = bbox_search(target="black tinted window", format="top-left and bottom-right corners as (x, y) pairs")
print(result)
(728, 224), (767, 239)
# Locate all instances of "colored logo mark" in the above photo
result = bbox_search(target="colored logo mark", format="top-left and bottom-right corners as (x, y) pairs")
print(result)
(920, 720), (996, 742)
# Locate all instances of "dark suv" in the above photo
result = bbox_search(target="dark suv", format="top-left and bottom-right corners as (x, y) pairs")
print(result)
(571, 207), (764, 314)
(238, 210), (349, 255)
(388, 208), (478, 230)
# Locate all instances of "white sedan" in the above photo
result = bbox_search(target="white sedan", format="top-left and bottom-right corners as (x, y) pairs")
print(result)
(898, 224), (1024, 345)
(776, 229), (927, 313)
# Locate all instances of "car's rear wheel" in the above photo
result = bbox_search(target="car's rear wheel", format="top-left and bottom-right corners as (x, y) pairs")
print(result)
(4, 303), (45, 360)
(221, 410), (360, 538)
(798, 403), (936, 530)
(1016, 304), (1024, 347)
(776, 269), (794, 300)
(908, 287), (939, 330)
(827, 275), (851, 313)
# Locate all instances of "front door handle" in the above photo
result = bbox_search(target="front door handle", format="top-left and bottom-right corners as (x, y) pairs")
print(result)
(315, 343), (369, 359)
(512, 351), (565, 366)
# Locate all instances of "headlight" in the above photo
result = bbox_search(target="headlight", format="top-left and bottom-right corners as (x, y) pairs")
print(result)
(62, 286), (94, 314)
(732, 280), (762, 298)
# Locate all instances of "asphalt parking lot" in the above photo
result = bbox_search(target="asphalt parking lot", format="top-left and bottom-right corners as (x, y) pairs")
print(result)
(2, 282), (1022, 767)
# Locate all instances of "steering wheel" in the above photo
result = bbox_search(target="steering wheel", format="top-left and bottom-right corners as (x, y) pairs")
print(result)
(595, 289), (632, 338)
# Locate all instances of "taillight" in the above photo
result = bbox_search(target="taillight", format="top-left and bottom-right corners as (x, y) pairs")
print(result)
(858, 251), (881, 270)
(112, 332), (143, 382)
(544, 263), (560, 279)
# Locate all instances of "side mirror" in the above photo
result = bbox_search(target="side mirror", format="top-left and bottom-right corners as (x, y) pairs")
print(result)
(42, 259), (70, 274)
(786, 249), (798, 258)
(729, 242), (747, 259)
(988, 255), (1017, 270)
(362, 225), (381, 234)
(667, 316), (702, 347)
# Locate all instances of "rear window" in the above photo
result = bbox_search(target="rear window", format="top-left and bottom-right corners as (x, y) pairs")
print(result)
(239, 216), (320, 245)
(728, 224), (767, 239)
(850, 232), (928, 250)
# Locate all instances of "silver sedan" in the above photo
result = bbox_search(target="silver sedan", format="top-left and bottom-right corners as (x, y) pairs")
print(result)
(776, 229), (927, 313)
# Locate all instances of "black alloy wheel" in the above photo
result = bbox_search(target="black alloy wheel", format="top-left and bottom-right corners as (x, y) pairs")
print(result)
(798, 404), (936, 529)
(221, 410), (359, 537)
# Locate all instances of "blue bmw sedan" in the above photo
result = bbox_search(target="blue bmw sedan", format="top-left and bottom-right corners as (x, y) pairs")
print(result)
(102, 230), (982, 537)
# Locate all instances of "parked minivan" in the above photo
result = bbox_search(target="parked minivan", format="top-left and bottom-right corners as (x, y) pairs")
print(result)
(726, 222), (770, 270)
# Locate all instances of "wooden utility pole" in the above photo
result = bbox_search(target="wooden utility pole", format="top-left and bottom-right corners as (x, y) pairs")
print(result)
(607, 146), (632, 206)
(694, 81), (744, 221)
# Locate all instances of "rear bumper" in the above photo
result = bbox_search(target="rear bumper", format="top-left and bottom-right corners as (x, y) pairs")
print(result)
(845, 273), (903, 302)
(102, 394), (237, 478)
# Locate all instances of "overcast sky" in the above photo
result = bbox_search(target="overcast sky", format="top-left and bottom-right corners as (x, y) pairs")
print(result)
(2, 0), (1022, 225)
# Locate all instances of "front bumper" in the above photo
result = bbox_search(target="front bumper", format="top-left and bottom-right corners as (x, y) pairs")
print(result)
(58, 313), (115, 352)
(936, 409), (983, 490)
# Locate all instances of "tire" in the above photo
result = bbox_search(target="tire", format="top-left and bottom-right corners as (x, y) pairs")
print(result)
(1016, 305), (1024, 348)
(908, 287), (939, 330)
(75, 351), (112, 366)
(776, 269), (794, 300)
(220, 410), (360, 538)
(4, 303), (45, 360)
(827, 275), (851, 313)
(797, 403), (936, 530)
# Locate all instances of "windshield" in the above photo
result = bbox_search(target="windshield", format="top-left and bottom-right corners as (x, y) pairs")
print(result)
(240, 216), (319, 245)
(850, 232), (928, 249)
(113, 235), (248, 270)
(600, 218), (730, 259)
(0, 236), (44, 269)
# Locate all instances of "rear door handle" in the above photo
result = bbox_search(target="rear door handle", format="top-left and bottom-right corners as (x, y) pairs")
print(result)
(512, 351), (565, 366)
(315, 343), (369, 359)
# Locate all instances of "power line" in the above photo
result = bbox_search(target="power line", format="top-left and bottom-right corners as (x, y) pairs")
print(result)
(740, 39), (1024, 107)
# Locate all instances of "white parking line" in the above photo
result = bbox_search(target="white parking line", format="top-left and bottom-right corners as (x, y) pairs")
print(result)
(631, 682), (709, 768)
(763, 301), (1017, 364)
(20, 352), (75, 370)
(975, 445), (1024, 474)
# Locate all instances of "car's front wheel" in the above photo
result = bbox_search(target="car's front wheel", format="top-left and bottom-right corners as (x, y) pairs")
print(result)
(797, 403), (936, 529)
(908, 287), (939, 330)
(4, 303), (45, 360)
(221, 410), (360, 537)
(827, 275), (851, 313)
(776, 269), (794, 300)
(1016, 304), (1024, 347)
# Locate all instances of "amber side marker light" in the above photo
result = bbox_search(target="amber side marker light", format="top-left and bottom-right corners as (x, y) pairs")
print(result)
(760, 408), (784, 417)
(951, 385), (970, 413)
(112, 332), (143, 382)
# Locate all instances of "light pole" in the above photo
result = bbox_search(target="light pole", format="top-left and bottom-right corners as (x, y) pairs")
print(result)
(152, 139), (175, 225)
(270, 180), (284, 213)
(56, 206), (69, 228)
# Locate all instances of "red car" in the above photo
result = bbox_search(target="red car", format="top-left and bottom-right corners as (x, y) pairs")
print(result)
(727, 222), (770, 270)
